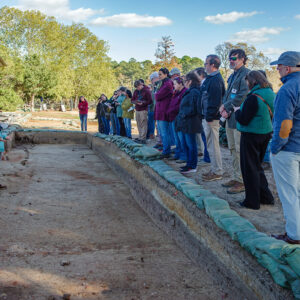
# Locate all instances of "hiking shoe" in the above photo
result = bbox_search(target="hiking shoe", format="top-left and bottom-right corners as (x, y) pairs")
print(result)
(181, 167), (197, 174)
(168, 156), (178, 161)
(153, 143), (163, 149)
(136, 139), (146, 144)
(202, 170), (212, 178)
(271, 233), (300, 245)
(202, 172), (222, 182)
(222, 180), (238, 188)
(176, 159), (186, 164)
(227, 182), (245, 194)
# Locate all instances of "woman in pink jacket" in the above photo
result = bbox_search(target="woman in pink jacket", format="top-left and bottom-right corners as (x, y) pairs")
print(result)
(78, 96), (88, 131)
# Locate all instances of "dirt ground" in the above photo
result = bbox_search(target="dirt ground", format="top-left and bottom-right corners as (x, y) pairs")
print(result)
(0, 144), (243, 300)
(20, 110), (286, 236)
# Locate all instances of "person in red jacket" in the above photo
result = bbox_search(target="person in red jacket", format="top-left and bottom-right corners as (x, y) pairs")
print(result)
(78, 96), (88, 131)
(155, 68), (173, 158)
(132, 80), (152, 144)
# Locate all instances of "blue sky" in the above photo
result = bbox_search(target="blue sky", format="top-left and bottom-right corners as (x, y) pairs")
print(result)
(2, 0), (300, 62)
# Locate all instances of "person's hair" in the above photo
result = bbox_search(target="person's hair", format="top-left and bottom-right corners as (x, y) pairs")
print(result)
(126, 89), (132, 98)
(206, 54), (221, 69)
(258, 70), (267, 77)
(185, 71), (201, 86)
(138, 78), (145, 84)
(229, 49), (248, 64)
(159, 68), (170, 77)
(134, 80), (143, 88)
(194, 67), (207, 78)
(100, 93), (107, 99)
(119, 86), (126, 92)
(173, 76), (184, 85)
(79, 96), (84, 102)
(245, 70), (273, 90)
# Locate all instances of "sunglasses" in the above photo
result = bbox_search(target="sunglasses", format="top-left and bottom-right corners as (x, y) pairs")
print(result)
(229, 56), (238, 61)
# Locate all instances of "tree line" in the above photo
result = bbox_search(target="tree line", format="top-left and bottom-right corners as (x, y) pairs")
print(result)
(0, 6), (281, 111)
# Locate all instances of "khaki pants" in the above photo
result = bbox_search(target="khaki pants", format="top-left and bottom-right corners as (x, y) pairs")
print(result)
(136, 110), (148, 140)
(204, 120), (223, 175)
(226, 123), (243, 183)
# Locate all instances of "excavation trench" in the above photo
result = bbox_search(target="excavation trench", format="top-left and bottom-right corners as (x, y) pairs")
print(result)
(0, 131), (293, 300)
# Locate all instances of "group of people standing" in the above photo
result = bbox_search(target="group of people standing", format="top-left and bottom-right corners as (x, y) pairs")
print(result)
(79, 50), (300, 245)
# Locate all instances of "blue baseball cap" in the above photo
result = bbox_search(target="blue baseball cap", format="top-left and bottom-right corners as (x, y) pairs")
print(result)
(270, 51), (300, 67)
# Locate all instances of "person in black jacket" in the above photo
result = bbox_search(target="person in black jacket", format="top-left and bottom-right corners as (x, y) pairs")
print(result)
(201, 55), (225, 182)
(95, 94), (109, 134)
(175, 71), (203, 174)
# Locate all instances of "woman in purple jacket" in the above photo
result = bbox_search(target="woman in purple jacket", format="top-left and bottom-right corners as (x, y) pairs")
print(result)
(167, 77), (187, 161)
(155, 68), (173, 158)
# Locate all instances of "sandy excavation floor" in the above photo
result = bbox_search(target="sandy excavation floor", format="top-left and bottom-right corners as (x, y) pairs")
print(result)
(0, 144), (243, 300)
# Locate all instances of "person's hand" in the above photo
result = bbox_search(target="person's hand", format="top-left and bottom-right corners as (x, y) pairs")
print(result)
(233, 106), (240, 112)
(221, 110), (229, 119)
(219, 104), (224, 114)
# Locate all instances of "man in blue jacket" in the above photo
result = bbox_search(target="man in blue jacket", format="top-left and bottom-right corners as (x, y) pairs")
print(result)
(270, 51), (300, 244)
(201, 55), (225, 182)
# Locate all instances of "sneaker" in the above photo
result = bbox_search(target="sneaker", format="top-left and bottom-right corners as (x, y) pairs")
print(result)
(222, 180), (238, 188)
(202, 172), (222, 182)
(202, 170), (212, 178)
(227, 182), (245, 194)
(136, 139), (146, 144)
(176, 159), (186, 164)
(271, 233), (300, 245)
(181, 167), (197, 174)
(153, 143), (163, 149)
(168, 156), (178, 161)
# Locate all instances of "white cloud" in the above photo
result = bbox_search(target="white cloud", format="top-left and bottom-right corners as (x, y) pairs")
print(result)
(90, 13), (172, 28)
(204, 11), (259, 24)
(229, 27), (286, 43)
(14, 0), (104, 22)
(263, 48), (286, 56)
(295, 14), (300, 19)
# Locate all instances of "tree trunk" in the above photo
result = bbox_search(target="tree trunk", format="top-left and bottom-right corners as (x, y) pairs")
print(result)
(31, 94), (35, 112)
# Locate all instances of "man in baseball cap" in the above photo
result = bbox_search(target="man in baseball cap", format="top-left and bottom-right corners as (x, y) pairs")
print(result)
(270, 51), (300, 244)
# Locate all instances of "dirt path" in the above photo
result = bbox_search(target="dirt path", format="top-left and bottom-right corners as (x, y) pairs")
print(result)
(0, 144), (241, 300)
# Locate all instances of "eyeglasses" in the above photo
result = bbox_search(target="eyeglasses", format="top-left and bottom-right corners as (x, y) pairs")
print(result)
(229, 56), (238, 61)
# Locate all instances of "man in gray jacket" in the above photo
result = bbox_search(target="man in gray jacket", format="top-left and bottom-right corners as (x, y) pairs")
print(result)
(219, 49), (250, 194)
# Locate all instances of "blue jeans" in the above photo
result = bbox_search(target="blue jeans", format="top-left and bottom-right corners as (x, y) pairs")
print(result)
(110, 112), (116, 134)
(101, 117), (110, 135)
(183, 133), (198, 169)
(201, 132), (211, 163)
(271, 151), (300, 240)
(157, 120), (171, 155)
(123, 118), (132, 138)
(79, 114), (87, 131)
(171, 121), (187, 160)
(147, 110), (155, 138)
(263, 141), (271, 162)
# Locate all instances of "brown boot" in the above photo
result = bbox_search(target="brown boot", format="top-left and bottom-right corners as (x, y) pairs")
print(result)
(222, 180), (238, 187)
(227, 182), (245, 194)
(202, 172), (222, 182)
